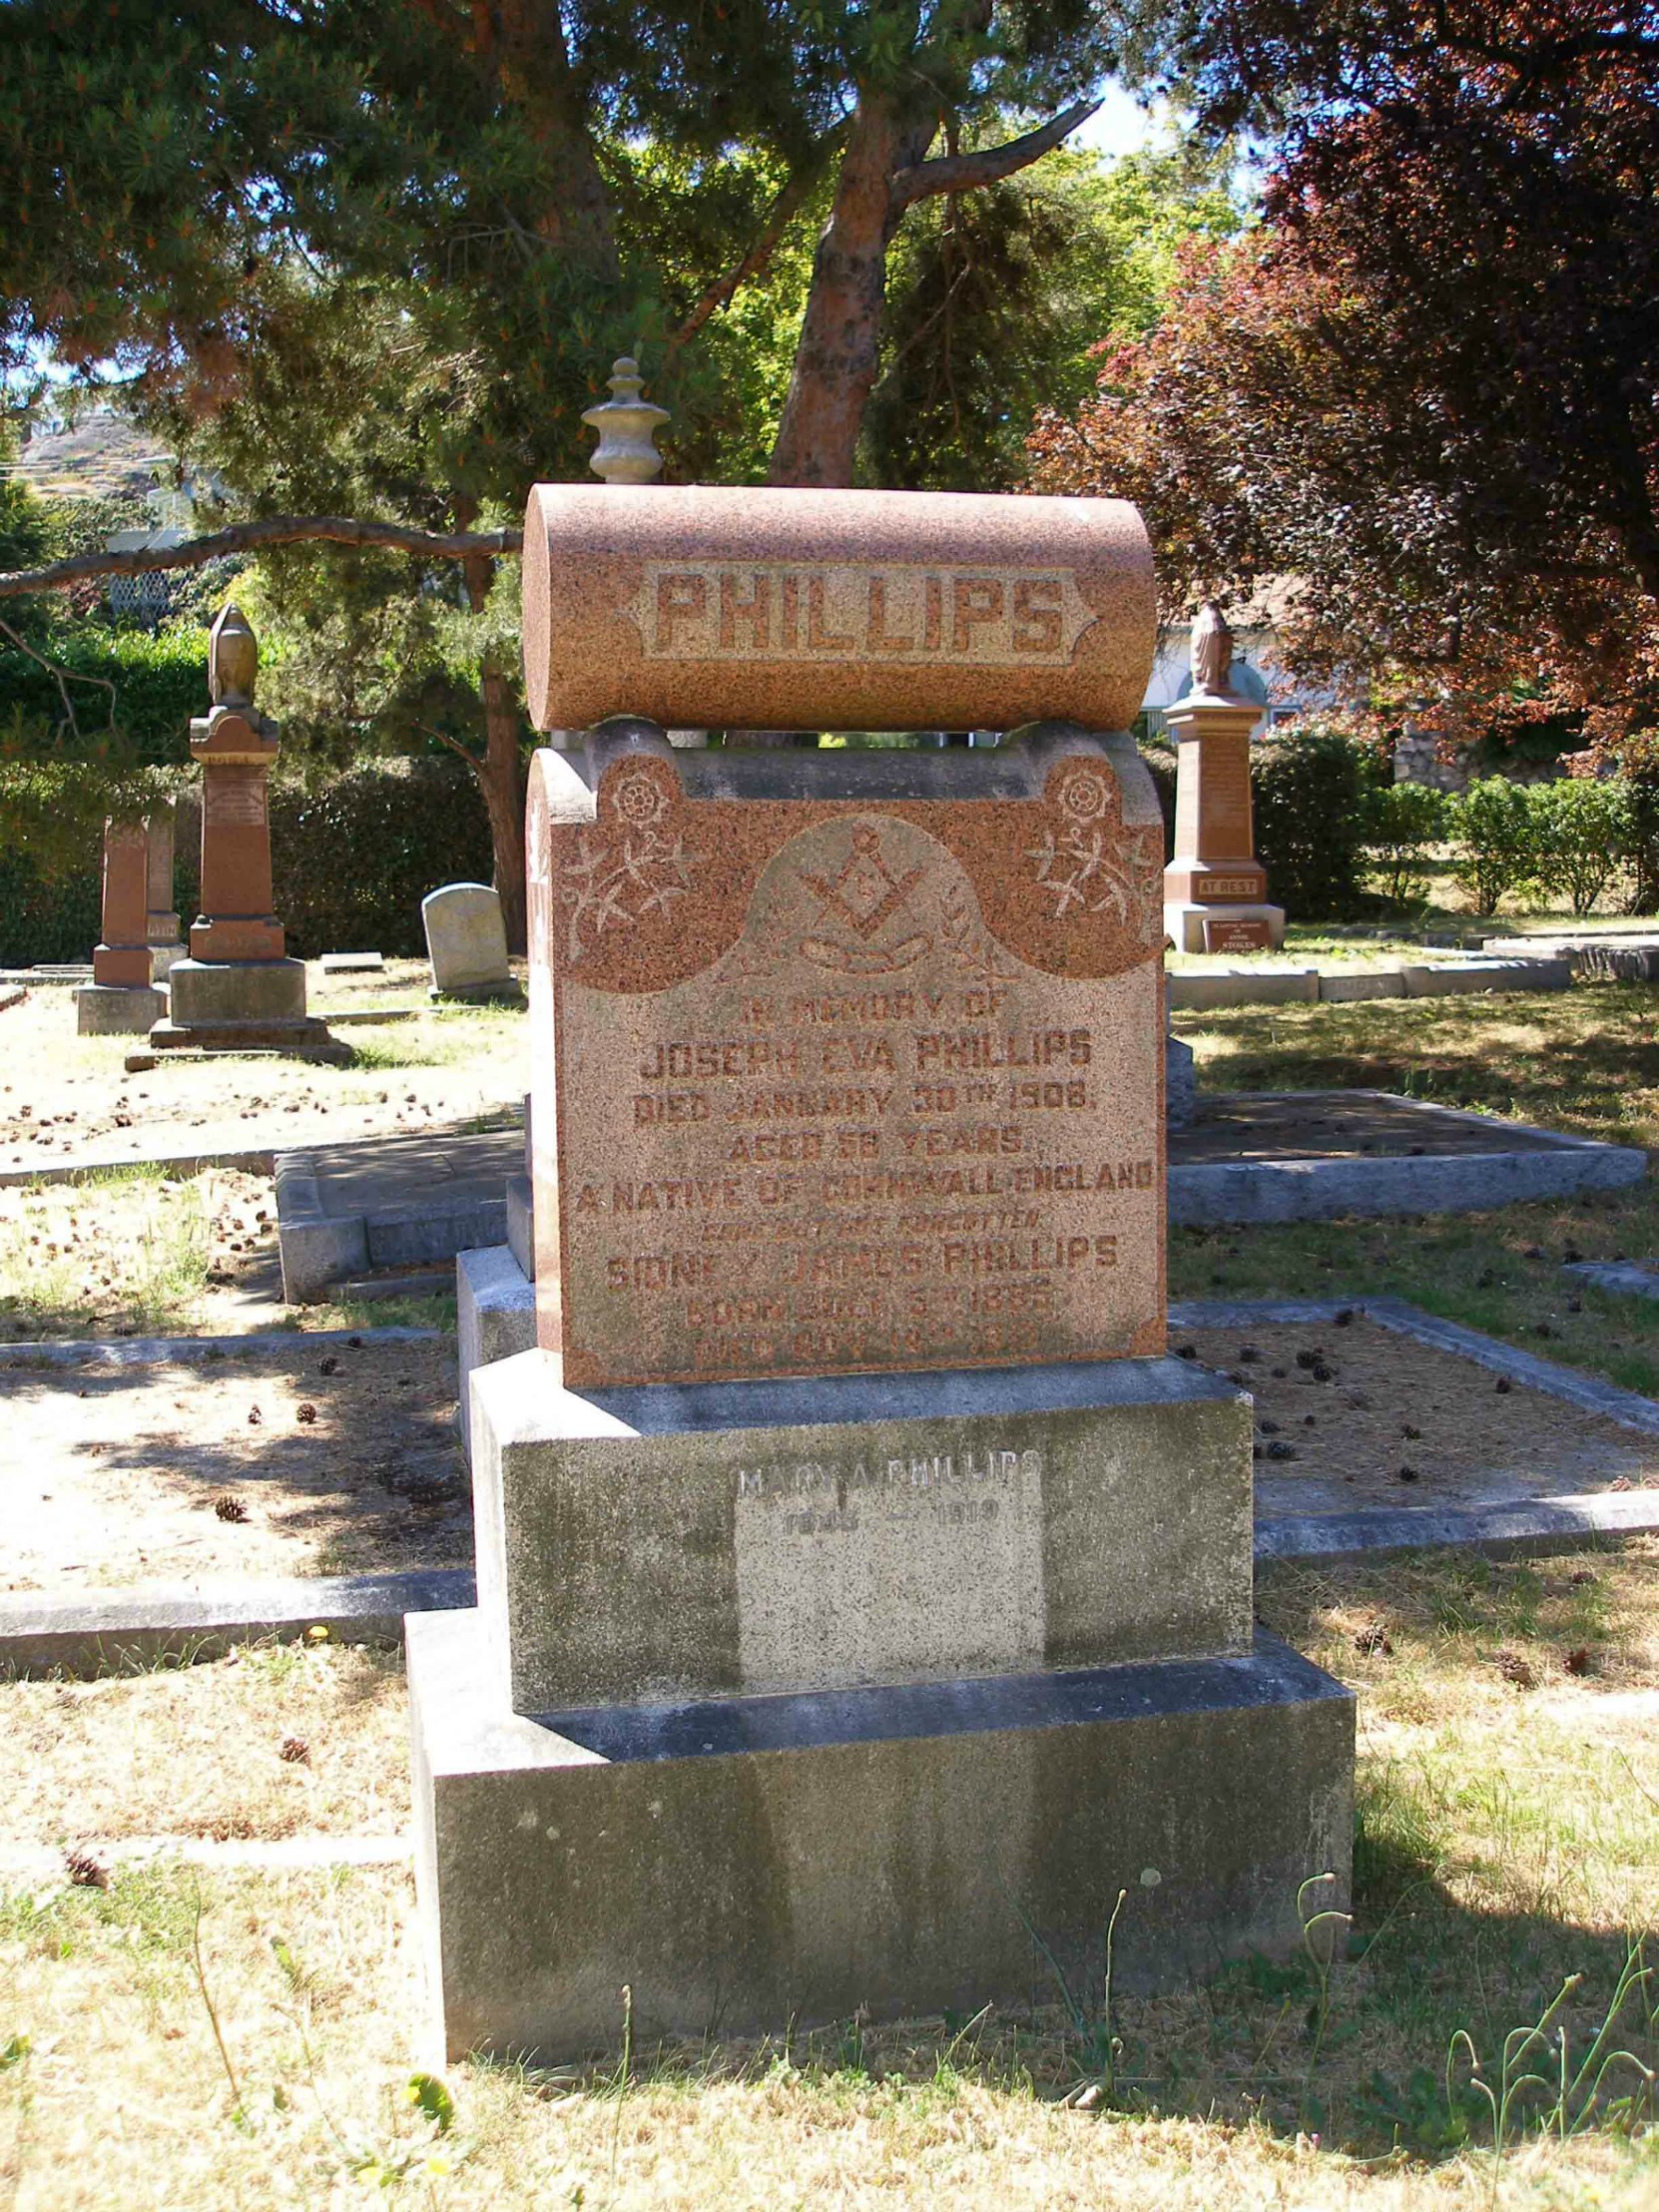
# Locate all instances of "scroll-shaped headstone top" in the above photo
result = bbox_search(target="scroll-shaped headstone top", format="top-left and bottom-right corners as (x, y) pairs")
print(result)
(209, 604), (260, 708)
(1188, 601), (1236, 700)
(521, 485), (1156, 738)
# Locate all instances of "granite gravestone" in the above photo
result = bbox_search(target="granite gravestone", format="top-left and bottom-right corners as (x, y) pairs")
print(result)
(421, 882), (522, 1004)
(151, 607), (340, 1057)
(144, 803), (187, 979)
(76, 817), (166, 1034)
(1163, 604), (1286, 953)
(530, 732), (1166, 1387)
(409, 484), (1353, 2063)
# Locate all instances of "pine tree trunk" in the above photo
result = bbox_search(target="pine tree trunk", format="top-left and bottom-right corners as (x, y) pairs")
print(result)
(768, 103), (907, 489)
(460, 546), (527, 951)
(477, 653), (527, 951)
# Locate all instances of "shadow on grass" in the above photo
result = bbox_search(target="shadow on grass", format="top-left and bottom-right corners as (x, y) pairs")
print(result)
(465, 1857), (1658, 2172)
(1184, 980), (1659, 1150)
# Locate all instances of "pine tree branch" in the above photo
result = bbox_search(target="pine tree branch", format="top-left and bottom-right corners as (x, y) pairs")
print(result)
(888, 100), (1101, 212)
(0, 518), (525, 600)
(665, 131), (848, 367)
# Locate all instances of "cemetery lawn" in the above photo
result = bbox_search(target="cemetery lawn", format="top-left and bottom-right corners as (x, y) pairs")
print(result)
(3, 1545), (1658, 2207)
(1174, 981), (1659, 1396)
(0, 961), (527, 1180)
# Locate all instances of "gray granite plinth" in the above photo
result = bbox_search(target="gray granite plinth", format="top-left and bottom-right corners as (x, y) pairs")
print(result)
(456, 1245), (537, 1455)
(167, 956), (307, 1025)
(505, 1174), (535, 1280)
(409, 1606), (1354, 2062)
(470, 1350), (1254, 1713)
(75, 983), (166, 1035)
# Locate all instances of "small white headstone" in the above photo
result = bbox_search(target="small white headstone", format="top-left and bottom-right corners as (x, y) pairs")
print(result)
(422, 883), (512, 995)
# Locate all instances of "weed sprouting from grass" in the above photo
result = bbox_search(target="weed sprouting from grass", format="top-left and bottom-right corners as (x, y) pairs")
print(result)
(1001, 1876), (1132, 2107)
(610, 1982), (633, 2187)
(1446, 1940), (1658, 2203)
(1300, 1872), (1354, 2079)
(186, 1877), (245, 2125)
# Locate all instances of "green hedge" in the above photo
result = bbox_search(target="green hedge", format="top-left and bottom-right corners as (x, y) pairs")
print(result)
(0, 759), (493, 965)
(0, 628), (210, 764)
(270, 761), (494, 956)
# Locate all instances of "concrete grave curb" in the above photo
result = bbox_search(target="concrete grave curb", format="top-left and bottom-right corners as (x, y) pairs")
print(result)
(0, 1569), (476, 1678)
(2, 1299), (1654, 1680)
(1, 1144), (279, 1189)
(276, 1132), (520, 1303)
(0, 1324), (443, 1372)
(1169, 956), (1572, 1013)
(275, 1149), (371, 1299)
(1564, 1259), (1659, 1302)
(1256, 1490), (1659, 1567)
(1167, 1092), (1646, 1226)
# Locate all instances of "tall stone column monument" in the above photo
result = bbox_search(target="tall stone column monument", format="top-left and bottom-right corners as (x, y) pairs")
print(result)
(1162, 603), (1286, 952)
(150, 606), (340, 1057)
(407, 484), (1353, 2062)
(144, 800), (186, 979)
(76, 817), (167, 1033)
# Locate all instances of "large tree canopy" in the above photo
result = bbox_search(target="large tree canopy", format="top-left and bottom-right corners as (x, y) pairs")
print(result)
(2, 1), (1149, 935)
(1033, 1), (1659, 738)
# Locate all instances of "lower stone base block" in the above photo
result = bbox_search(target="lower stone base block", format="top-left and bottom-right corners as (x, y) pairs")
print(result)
(410, 1608), (1354, 2062)
(167, 955), (308, 1025)
(147, 1016), (349, 1062)
(75, 983), (167, 1035)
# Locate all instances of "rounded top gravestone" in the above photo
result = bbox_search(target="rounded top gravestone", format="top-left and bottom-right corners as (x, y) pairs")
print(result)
(423, 882), (512, 993)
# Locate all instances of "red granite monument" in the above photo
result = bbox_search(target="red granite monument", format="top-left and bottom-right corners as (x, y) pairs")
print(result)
(149, 606), (340, 1058)
(76, 816), (166, 1033)
(409, 479), (1352, 2065)
(1162, 603), (1286, 952)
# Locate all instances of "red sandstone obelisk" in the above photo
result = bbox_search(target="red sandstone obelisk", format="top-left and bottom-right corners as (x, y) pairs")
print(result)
(75, 816), (167, 1033)
(1162, 603), (1285, 952)
(149, 606), (339, 1057)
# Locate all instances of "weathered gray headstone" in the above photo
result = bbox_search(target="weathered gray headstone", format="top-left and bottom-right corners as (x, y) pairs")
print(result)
(422, 883), (522, 1003)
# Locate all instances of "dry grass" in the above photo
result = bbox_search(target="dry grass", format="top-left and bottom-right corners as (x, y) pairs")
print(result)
(4, 1549), (1659, 2206)
(0, 1639), (409, 1844)
(2, 1334), (467, 1591)
(0, 963), (526, 1180)
(0, 1164), (275, 1339)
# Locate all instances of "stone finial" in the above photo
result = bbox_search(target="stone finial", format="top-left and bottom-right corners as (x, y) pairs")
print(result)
(1189, 601), (1234, 698)
(209, 603), (259, 708)
(582, 357), (670, 486)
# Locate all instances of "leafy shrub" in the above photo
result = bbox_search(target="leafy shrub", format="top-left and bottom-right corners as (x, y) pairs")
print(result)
(0, 627), (209, 764)
(269, 759), (493, 956)
(1447, 777), (1536, 915)
(1362, 780), (1446, 907)
(1526, 777), (1632, 916)
(0, 756), (492, 964)
(1251, 719), (1382, 919)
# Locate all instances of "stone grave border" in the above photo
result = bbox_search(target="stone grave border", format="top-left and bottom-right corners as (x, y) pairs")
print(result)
(2, 1300), (1656, 1679)
(1169, 955), (1573, 1011)
(1565, 1259), (1659, 1302)
(1168, 1092), (1646, 1224)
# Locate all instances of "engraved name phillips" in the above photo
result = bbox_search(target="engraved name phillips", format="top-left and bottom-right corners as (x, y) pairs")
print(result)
(627, 562), (1098, 667)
